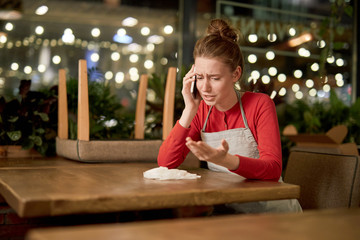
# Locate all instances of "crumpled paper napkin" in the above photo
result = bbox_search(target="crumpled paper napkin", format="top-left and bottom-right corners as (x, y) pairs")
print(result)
(143, 166), (201, 180)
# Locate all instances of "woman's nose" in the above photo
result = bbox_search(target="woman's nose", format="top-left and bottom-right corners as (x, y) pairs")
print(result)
(200, 79), (211, 92)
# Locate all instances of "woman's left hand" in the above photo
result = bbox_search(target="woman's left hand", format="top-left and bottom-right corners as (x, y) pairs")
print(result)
(185, 137), (239, 170)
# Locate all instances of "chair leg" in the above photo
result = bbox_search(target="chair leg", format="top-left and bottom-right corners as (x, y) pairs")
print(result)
(77, 59), (90, 141)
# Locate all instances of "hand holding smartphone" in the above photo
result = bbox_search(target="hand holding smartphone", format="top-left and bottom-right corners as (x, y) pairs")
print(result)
(190, 68), (198, 99)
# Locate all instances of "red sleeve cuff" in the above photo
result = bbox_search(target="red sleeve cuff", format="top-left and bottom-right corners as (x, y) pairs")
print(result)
(171, 120), (191, 142)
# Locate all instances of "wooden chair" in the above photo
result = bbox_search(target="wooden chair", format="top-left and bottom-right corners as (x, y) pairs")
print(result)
(284, 149), (360, 209)
(56, 59), (178, 162)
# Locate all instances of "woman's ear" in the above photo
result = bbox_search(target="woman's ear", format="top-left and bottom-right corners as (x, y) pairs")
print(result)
(232, 66), (242, 83)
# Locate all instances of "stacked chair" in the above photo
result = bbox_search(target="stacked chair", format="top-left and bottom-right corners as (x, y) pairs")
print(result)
(56, 59), (197, 165)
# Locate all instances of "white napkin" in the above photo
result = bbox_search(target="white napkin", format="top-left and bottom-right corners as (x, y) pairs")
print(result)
(143, 167), (201, 180)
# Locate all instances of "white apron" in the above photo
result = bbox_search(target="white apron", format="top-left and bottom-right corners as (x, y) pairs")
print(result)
(200, 91), (302, 213)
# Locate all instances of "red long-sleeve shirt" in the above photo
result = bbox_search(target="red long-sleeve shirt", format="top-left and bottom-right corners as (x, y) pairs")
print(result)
(157, 91), (282, 180)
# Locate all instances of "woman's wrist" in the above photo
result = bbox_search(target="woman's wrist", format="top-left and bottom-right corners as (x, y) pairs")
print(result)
(223, 154), (240, 171)
(179, 107), (197, 128)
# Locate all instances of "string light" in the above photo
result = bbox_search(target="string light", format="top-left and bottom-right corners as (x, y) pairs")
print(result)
(24, 66), (32, 74)
(292, 83), (300, 92)
(0, 35), (7, 44)
(10, 62), (19, 70)
(250, 70), (260, 80)
(277, 73), (286, 82)
(323, 84), (331, 92)
(288, 27), (296, 36)
(311, 63), (319, 71)
(261, 75), (270, 84)
(248, 54), (257, 64)
(160, 57), (168, 65)
(305, 79), (314, 88)
(327, 55), (335, 64)
(270, 90), (277, 99)
(117, 28), (126, 36)
(294, 69), (303, 78)
(105, 71), (113, 80)
(265, 51), (275, 60)
(129, 54), (139, 63)
(35, 5), (49, 15)
(115, 72), (124, 83)
(267, 34), (277, 42)
(309, 88), (317, 97)
(336, 58), (344, 67)
(5, 23), (14, 31)
(90, 53), (100, 62)
(295, 91), (303, 99)
(147, 35), (164, 44)
(279, 87), (286, 96)
(144, 59), (154, 69)
(122, 17), (138, 27)
(146, 43), (155, 52)
(248, 34), (258, 43)
(38, 64), (46, 73)
(268, 67), (277, 76)
(52, 55), (61, 64)
(91, 28), (101, 38)
(317, 40), (326, 48)
(111, 52), (120, 61)
(163, 25), (173, 34)
(141, 27), (150, 36)
(0, 18), (351, 99)
(336, 79), (344, 87)
(35, 26), (44, 35)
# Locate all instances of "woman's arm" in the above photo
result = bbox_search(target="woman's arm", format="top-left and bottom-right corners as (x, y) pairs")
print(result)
(231, 94), (282, 180)
(157, 65), (201, 168)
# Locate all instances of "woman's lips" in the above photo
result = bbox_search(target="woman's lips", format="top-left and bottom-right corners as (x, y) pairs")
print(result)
(202, 95), (215, 101)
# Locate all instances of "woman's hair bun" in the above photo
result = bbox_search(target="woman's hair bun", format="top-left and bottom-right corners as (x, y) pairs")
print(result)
(206, 19), (239, 42)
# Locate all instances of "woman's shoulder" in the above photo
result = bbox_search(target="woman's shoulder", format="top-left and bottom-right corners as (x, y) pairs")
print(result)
(241, 91), (275, 113)
(242, 91), (272, 103)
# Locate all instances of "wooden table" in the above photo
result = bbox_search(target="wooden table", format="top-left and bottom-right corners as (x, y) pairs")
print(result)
(0, 157), (299, 218)
(26, 208), (360, 240)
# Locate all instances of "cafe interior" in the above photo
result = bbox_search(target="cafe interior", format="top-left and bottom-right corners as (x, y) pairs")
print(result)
(0, 0), (359, 239)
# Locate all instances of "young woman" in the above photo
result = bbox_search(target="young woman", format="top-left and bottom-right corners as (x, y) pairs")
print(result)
(157, 18), (301, 213)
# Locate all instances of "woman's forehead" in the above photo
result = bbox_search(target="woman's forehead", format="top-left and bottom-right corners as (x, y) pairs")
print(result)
(195, 57), (231, 73)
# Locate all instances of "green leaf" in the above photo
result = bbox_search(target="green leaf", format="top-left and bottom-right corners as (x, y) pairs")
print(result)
(7, 131), (21, 141)
(36, 128), (45, 134)
(333, 41), (345, 50)
(29, 135), (43, 146)
(34, 112), (49, 122)
(8, 116), (19, 123)
(344, 5), (353, 17)
(335, 26), (344, 36)
(22, 140), (34, 150)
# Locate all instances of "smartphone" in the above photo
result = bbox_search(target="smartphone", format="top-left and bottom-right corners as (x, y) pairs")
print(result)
(191, 74), (198, 99)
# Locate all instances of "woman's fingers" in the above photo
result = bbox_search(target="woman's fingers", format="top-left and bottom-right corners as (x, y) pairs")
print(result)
(220, 139), (229, 152)
(186, 138), (213, 160)
(183, 65), (195, 82)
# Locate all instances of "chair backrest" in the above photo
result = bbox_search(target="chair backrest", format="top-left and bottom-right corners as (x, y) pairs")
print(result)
(284, 149), (360, 209)
(162, 67), (176, 140)
(134, 74), (148, 139)
(57, 60), (177, 141)
(58, 69), (68, 140)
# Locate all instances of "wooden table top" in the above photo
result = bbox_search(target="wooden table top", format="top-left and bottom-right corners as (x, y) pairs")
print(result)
(26, 208), (360, 240)
(0, 157), (299, 218)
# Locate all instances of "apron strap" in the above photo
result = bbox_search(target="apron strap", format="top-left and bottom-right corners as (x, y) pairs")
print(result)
(202, 90), (248, 132)
(202, 105), (213, 132)
(237, 91), (249, 129)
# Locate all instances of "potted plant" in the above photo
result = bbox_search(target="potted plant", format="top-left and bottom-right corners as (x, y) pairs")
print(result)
(0, 79), (58, 157)
(277, 89), (360, 169)
(64, 68), (135, 141)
